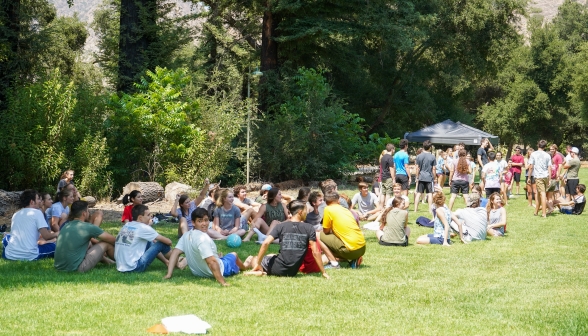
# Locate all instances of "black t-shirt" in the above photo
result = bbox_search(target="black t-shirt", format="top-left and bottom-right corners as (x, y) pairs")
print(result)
(381, 154), (394, 180)
(372, 181), (380, 194)
(477, 147), (488, 166)
(268, 221), (316, 277)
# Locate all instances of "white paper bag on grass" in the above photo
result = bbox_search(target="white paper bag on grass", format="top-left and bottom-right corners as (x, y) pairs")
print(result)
(161, 315), (211, 334)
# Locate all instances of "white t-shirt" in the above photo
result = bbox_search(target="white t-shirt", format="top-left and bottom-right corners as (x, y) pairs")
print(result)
(529, 150), (552, 178)
(175, 230), (223, 278)
(5, 208), (49, 261)
(482, 161), (501, 189)
(497, 159), (508, 172)
(51, 202), (69, 219)
(386, 195), (410, 208)
(115, 221), (159, 272)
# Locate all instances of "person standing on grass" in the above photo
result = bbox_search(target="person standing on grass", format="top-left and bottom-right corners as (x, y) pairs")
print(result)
(351, 182), (381, 221)
(209, 189), (246, 240)
(561, 147), (581, 201)
(528, 140), (552, 217)
(448, 149), (472, 210)
(482, 151), (502, 198)
(477, 138), (494, 190)
(115, 205), (174, 273)
(449, 194), (487, 243)
(54, 201), (116, 272)
(170, 179), (211, 237)
(377, 197), (410, 247)
(164, 208), (253, 286)
(436, 150), (448, 189)
(320, 192), (366, 268)
(525, 148), (537, 207)
(486, 193), (507, 237)
(416, 191), (451, 246)
(414, 140), (436, 212)
(246, 200), (330, 278)
(244, 188), (290, 242)
(379, 144), (396, 208)
(510, 147), (525, 195)
(2, 190), (59, 261)
(121, 190), (142, 223)
(394, 139), (411, 197)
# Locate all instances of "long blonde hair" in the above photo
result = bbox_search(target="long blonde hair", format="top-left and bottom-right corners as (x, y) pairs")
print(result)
(215, 189), (232, 207)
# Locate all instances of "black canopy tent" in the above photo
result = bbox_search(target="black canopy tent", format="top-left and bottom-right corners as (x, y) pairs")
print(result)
(404, 119), (499, 146)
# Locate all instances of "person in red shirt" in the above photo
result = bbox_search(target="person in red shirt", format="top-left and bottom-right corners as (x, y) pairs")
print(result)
(121, 190), (142, 223)
(510, 147), (525, 195)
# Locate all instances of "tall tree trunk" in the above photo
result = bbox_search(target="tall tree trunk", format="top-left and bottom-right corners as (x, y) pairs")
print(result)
(117, 0), (157, 93)
(0, 0), (20, 109)
(259, 3), (280, 113)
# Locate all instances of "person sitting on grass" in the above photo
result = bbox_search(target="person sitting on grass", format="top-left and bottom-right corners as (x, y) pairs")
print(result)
(553, 184), (586, 215)
(449, 194), (487, 243)
(318, 179), (350, 217)
(115, 205), (174, 273)
(471, 184), (489, 208)
(233, 184), (260, 229)
(50, 189), (74, 232)
(340, 193), (360, 225)
(3, 190), (59, 261)
(320, 192), (366, 268)
(121, 190), (142, 224)
(54, 201), (116, 272)
(377, 197), (410, 247)
(208, 189), (246, 240)
(255, 184), (272, 204)
(302, 191), (340, 270)
(170, 179), (211, 237)
(245, 200), (329, 278)
(164, 208), (253, 286)
(244, 188), (290, 242)
(198, 183), (219, 210)
(416, 191), (451, 246)
(351, 182), (381, 221)
(40, 192), (53, 226)
(486, 192), (507, 237)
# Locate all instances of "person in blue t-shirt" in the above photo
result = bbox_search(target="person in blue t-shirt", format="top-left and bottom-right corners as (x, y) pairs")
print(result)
(393, 139), (411, 196)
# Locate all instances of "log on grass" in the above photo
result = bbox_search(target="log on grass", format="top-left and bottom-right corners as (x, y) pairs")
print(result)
(0, 190), (22, 213)
(122, 182), (164, 203)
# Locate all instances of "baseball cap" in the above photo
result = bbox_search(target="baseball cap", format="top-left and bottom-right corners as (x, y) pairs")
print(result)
(261, 184), (272, 191)
(467, 194), (480, 207)
(572, 147), (579, 154)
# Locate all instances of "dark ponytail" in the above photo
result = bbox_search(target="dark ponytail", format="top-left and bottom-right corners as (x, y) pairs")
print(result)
(123, 190), (141, 206)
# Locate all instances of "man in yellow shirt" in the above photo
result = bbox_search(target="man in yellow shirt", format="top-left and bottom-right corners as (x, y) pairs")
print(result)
(321, 192), (366, 268)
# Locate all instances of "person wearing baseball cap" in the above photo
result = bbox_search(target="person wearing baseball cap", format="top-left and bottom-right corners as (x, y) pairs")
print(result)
(449, 194), (488, 243)
(561, 147), (581, 201)
(255, 184), (273, 205)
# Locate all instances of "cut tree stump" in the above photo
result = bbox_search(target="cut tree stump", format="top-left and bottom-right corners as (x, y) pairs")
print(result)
(122, 182), (164, 203)
(165, 182), (193, 203)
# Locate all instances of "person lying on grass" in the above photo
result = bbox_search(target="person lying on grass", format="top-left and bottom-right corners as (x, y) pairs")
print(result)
(377, 197), (410, 247)
(319, 192), (366, 269)
(2, 189), (58, 261)
(416, 191), (452, 246)
(170, 178), (211, 238)
(245, 200), (329, 278)
(552, 184), (586, 215)
(115, 205), (175, 273)
(164, 208), (253, 286)
(208, 189), (246, 240)
(54, 201), (116, 272)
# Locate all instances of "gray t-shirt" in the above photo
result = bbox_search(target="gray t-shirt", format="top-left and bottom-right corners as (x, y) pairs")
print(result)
(351, 192), (377, 215)
(213, 205), (241, 231)
(489, 208), (504, 235)
(529, 150), (552, 178)
(416, 152), (436, 182)
(304, 210), (322, 231)
(176, 229), (223, 278)
(566, 158), (581, 179)
(453, 207), (487, 241)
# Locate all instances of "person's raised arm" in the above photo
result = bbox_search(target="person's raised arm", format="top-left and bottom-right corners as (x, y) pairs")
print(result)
(163, 248), (183, 279)
(310, 241), (329, 279)
(39, 227), (58, 240)
(97, 232), (115, 245)
(436, 208), (450, 246)
(193, 178), (211, 208)
(170, 194), (181, 217)
(205, 256), (229, 286)
(282, 203), (290, 219)
(154, 234), (172, 246)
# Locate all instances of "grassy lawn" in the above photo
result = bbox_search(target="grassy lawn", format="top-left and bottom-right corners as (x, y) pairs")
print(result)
(2, 172), (588, 335)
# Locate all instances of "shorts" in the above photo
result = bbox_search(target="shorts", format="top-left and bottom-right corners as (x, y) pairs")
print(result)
(485, 188), (500, 197)
(417, 181), (434, 194)
(379, 236), (408, 247)
(427, 234), (451, 245)
(395, 174), (409, 190)
(488, 228), (504, 237)
(77, 243), (106, 273)
(560, 207), (573, 215)
(513, 172), (521, 182)
(240, 216), (249, 230)
(320, 233), (366, 261)
(381, 178), (394, 196)
(450, 180), (469, 195)
(220, 253), (240, 277)
(260, 254), (278, 274)
(536, 177), (550, 193)
(526, 176), (535, 184)
(565, 179), (579, 196)
(546, 180), (559, 192)
(2, 235), (55, 260)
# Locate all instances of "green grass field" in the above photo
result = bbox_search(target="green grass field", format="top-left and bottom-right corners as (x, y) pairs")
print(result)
(2, 172), (588, 335)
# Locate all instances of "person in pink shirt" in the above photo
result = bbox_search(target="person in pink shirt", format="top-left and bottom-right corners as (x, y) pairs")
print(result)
(503, 162), (514, 205)
(510, 147), (524, 195)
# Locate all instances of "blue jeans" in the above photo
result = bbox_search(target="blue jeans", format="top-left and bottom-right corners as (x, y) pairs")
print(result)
(131, 241), (171, 272)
